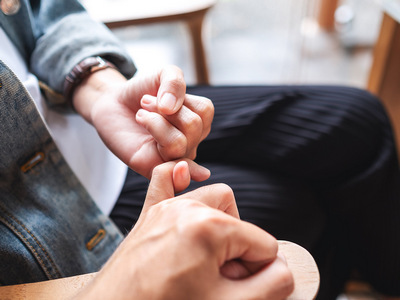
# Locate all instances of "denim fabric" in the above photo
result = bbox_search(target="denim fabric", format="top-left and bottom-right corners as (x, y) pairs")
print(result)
(0, 0), (136, 110)
(0, 0), (35, 62)
(0, 0), (135, 284)
(0, 60), (124, 285)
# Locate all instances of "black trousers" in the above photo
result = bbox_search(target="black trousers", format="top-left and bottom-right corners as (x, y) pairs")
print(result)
(110, 85), (400, 299)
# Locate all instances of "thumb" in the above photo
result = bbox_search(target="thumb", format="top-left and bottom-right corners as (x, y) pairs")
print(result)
(143, 161), (191, 210)
(157, 65), (186, 115)
(172, 161), (191, 192)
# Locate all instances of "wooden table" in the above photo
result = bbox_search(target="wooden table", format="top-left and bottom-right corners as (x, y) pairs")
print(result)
(81, 0), (216, 84)
(0, 241), (320, 300)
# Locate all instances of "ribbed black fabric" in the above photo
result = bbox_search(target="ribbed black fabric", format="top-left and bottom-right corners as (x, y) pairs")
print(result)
(110, 85), (400, 299)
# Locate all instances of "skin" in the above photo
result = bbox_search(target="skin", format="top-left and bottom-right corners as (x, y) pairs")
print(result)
(71, 64), (400, 300)
(71, 66), (294, 299)
(76, 161), (295, 300)
(72, 65), (213, 180)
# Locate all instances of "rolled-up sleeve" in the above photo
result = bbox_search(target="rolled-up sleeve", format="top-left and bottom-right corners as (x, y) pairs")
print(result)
(30, 0), (136, 109)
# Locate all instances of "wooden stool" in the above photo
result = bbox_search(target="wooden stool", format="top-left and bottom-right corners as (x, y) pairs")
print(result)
(0, 241), (320, 299)
(81, 0), (216, 84)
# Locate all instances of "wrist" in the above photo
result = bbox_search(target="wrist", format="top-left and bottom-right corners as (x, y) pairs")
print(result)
(64, 57), (117, 102)
(72, 64), (127, 123)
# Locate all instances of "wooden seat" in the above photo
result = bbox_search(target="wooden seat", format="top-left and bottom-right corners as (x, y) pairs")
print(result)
(81, 0), (216, 84)
(0, 241), (320, 299)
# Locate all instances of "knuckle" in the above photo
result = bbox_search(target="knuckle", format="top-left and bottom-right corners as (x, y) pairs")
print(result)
(165, 64), (184, 76)
(182, 210), (225, 242)
(197, 97), (214, 118)
(204, 99), (215, 121)
(151, 164), (164, 177)
(151, 162), (172, 178)
(167, 76), (186, 91)
(197, 97), (214, 138)
(186, 113), (203, 134)
(188, 149), (197, 160)
(214, 183), (235, 201)
(275, 266), (295, 295)
(142, 111), (162, 130)
(184, 222), (214, 247)
(162, 133), (187, 159)
(205, 98), (215, 116)
(173, 134), (188, 156)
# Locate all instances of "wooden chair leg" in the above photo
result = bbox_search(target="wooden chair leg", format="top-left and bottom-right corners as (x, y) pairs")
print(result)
(367, 13), (400, 160)
(186, 10), (210, 85)
(317, 0), (339, 31)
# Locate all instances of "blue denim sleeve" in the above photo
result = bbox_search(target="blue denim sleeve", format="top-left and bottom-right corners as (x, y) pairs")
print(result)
(29, 0), (136, 109)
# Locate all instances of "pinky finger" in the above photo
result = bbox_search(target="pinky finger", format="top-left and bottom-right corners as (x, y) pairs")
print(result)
(141, 95), (158, 112)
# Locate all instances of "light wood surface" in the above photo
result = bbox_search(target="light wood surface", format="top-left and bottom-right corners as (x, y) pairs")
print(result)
(0, 241), (319, 300)
(279, 241), (320, 300)
(0, 272), (96, 300)
(81, 0), (215, 25)
(81, 0), (215, 84)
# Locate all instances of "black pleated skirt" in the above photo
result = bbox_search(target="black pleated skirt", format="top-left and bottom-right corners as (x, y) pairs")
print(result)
(110, 85), (400, 299)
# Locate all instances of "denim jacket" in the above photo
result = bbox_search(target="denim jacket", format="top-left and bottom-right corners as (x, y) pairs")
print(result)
(1, 0), (136, 110)
(0, 0), (136, 285)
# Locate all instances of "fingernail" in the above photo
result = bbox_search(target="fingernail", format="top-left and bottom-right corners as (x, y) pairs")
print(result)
(195, 165), (211, 180)
(136, 109), (146, 119)
(160, 93), (177, 112)
(141, 95), (153, 106)
(200, 165), (211, 177)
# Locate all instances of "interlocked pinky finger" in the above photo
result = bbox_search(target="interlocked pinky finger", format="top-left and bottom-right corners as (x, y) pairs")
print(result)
(136, 109), (187, 160)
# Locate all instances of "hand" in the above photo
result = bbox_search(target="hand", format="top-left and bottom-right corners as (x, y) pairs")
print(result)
(141, 159), (240, 218)
(72, 65), (214, 179)
(77, 162), (294, 300)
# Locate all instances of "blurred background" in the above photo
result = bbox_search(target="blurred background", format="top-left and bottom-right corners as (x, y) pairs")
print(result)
(110, 0), (382, 88)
